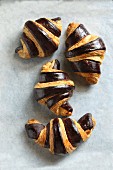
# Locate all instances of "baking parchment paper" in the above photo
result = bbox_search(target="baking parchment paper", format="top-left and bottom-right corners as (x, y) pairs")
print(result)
(0, 0), (113, 169)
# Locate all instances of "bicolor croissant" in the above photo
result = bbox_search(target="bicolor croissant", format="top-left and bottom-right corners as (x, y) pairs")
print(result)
(25, 113), (96, 154)
(65, 23), (106, 84)
(15, 17), (62, 58)
(34, 59), (75, 116)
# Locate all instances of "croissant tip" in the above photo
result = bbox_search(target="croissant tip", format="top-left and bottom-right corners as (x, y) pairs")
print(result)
(67, 22), (79, 27)
(92, 117), (96, 128)
(27, 119), (39, 124)
(66, 112), (72, 116)
(15, 46), (22, 53)
(51, 17), (61, 21)
(78, 113), (95, 131)
(86, 78), (99, 85)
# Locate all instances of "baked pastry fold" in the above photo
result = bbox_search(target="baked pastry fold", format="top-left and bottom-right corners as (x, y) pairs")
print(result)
(25, 113), (96, 154)
(15, 17), (62, 58)
(34, 59), (75, 116)
(65, 23), (106, 84)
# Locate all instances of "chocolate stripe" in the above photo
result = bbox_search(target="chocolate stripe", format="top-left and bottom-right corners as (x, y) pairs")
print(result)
(65, 38), (106, 58)
(36, 18), (61, 37)
(34, 85), (74, 101)
(71, 60), (101, 73)
(66, 24), (90, 49)
(47, 91), (73, 109)
(52, 59), (60, 70)
(25, 123), (45, 139)
(63, 118), (82, 147)
(22, 33), (39, 57)
(44, 123), (50, 148)
(53, 118), (66, 154)
(78, 113), (94, 131)
(61, 101), (73, 113)
(39, 72), (69, 83)
(25, 21), (58, 56)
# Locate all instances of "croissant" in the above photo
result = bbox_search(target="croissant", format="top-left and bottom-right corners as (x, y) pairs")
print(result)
(34, 59), (75, 116)
(65, 23), (106, 84)
(15, 17), (62, 58)
(25, 113), (96, 154)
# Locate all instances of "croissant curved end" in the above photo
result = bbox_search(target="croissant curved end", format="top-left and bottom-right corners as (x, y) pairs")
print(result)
(15, 42), (31, 59)
(15, 46), (22, 53)
(85, 117), (96, 138)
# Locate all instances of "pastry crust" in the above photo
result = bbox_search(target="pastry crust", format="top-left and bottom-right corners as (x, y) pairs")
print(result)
(68, 34), (98, 51)
(25, 113), (96, 154)
(50, 98), (69, 116)
(35, 128), (46, 147)
(15, 17), (62, 58)
(76, 72), (100, 84)
(23, 26), (44, 57)
(68, 50), (105, 63)
(65, 22), (106, 84)
(49, 119), (54, 154)
(58, 118), (75, 153)
(34, 80), (74, 89)
(34, 59), (75, 116)
(67, 23), (80, 37)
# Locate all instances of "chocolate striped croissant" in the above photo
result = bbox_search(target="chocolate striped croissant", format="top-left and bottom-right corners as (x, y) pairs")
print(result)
(65, 23), (106, 84)
(34, 59), (75, 116)
(25, 113), (96, 154)
(15, 17), (62, 58)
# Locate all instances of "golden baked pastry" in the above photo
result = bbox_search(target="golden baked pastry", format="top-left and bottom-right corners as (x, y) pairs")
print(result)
(25, 113), (96, 154)
(15, 17), (62, 58)
(65, 23), (106, 84)
(34, 59), (75, 116)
